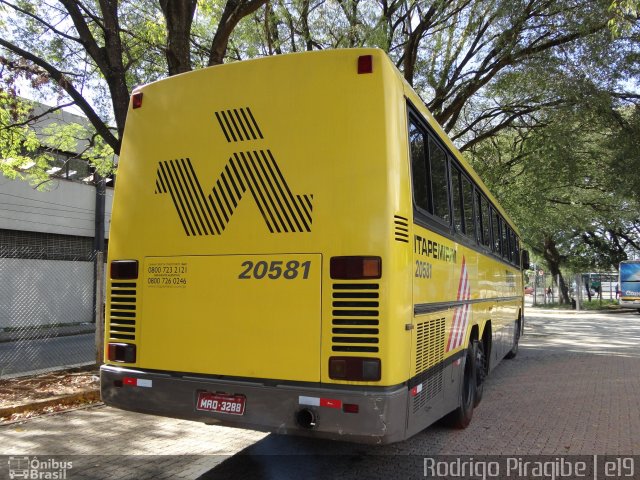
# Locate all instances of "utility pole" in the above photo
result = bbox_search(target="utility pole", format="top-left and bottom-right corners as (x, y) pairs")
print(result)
(94, 173), (106, 366)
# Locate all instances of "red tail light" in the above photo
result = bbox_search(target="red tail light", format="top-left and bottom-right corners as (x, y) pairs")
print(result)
(330, 256), (381, 279)
(108, 343), (136, 363)
(110, 260), (139, 279)
(329, 356), (381, 381)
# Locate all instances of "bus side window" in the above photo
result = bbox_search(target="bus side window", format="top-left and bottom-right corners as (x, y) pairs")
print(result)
(479, 194), (491, 248)
(491, 207), (501, 253)
(513, 233), (520, 266)
(502, 223), (511, 261)
(451, 164), (463, 233)
(462, 176), (475, 240)
(409, 122), (429, 212)
(427, 135), (450, 223)
(476, 192), (484, 246)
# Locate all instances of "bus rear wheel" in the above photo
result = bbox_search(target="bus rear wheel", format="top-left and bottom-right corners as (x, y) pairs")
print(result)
(443, 340), (476, 429)
(505, 319), (520, 359)
(473, 340), (486, 407)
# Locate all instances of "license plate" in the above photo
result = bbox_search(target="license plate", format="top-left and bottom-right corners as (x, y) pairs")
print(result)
(196, 391), (246, 415)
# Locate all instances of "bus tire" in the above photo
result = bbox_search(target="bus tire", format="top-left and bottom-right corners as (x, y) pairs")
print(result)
(505, 319), (520, 359)
(443, 341), (476, 429)
(473, 340), (486, 407)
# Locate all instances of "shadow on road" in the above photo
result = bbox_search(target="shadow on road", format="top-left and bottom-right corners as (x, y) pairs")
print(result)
(197, 434), (425, 480)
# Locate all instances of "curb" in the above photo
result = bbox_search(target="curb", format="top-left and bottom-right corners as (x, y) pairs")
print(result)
(0, 389), (101, 420)
(527, 307), (637, 315)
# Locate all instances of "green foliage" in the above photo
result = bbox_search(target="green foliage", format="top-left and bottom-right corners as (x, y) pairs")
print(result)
(469, 95), (640, 274)
(40, 122), (116, 178)
(0, 92), (115, 188)
(0, 93), (51, 185)
(608, 0), (640, 37)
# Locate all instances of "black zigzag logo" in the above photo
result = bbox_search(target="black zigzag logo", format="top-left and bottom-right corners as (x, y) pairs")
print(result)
(155, 151), (313, 236)
(155, 107), (313, 236)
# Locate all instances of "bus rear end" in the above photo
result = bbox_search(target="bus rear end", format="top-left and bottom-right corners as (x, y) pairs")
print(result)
(101, 49), (413, 444)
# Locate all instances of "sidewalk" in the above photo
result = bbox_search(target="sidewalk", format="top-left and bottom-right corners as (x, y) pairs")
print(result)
(1, 405), (268, 479)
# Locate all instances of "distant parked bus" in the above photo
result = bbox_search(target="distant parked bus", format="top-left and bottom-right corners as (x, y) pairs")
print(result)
(619, 261), (640, 311)
(101, 49), (529, 444)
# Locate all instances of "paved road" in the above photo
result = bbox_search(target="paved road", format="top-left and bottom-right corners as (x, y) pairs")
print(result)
(0, 333), (94, 377)
(2, 308), (639, 479)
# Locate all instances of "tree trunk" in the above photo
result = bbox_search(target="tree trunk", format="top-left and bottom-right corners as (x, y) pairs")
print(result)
(543, 235), (570, 303)
(160, 0), (197, 75)
(208, 0), (267, 66)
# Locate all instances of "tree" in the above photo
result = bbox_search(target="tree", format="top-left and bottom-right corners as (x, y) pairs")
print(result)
(469, 93), (640, 302)
(0, 0), (266, 184)
(241, 0), (623, 151)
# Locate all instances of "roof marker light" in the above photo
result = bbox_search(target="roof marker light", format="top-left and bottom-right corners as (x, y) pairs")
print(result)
(358, 55), (373, 74)
(132, 92), (143, 109)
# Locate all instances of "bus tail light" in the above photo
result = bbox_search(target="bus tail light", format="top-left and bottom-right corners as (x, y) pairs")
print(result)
(330, 256), (381, 279)
(110, 260), (139, 279)
(108, 342), (136, 363)
(329, 356), (381, 381)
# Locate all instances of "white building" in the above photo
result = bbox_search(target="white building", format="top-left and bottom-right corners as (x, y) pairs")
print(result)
(0, 102), (114, 329)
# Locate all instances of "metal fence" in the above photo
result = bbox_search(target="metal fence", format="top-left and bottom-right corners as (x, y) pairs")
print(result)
(0, 246), (103, 378)
(528, 271), (619, 307)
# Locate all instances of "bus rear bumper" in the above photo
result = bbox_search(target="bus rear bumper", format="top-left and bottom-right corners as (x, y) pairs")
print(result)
(100, 365), (408, 444)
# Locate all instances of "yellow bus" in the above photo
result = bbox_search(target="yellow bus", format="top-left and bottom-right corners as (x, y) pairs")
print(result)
(101, 48), (529, 444)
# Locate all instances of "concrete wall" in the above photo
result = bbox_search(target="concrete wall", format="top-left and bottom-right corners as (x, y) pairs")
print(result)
(0, 174), (113, 238)
(0, 174), (113, 328)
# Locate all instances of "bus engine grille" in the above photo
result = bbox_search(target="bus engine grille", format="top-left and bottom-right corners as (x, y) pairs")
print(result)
(413, 317), (445, 412)
(108, 281), (137, 341)
(331, 283), (380, 353)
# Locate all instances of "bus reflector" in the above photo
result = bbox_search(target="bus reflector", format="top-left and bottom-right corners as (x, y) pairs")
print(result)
(132, 92), (143, 109)
(123, 377), (152, 388)
(108, 342), (136, 363)
(343, 403), (359, 413)
(110, 260), (139, 279)
(329, 356), (381, 381)
(330, 256), (381, 279)
(358, 55), (373, 74)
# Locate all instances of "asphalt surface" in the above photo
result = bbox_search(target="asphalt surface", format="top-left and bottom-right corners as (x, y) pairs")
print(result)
(1, 307), (639, 479)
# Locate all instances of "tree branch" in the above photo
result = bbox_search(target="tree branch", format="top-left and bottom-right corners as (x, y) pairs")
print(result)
(0, 37), (119, 152)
